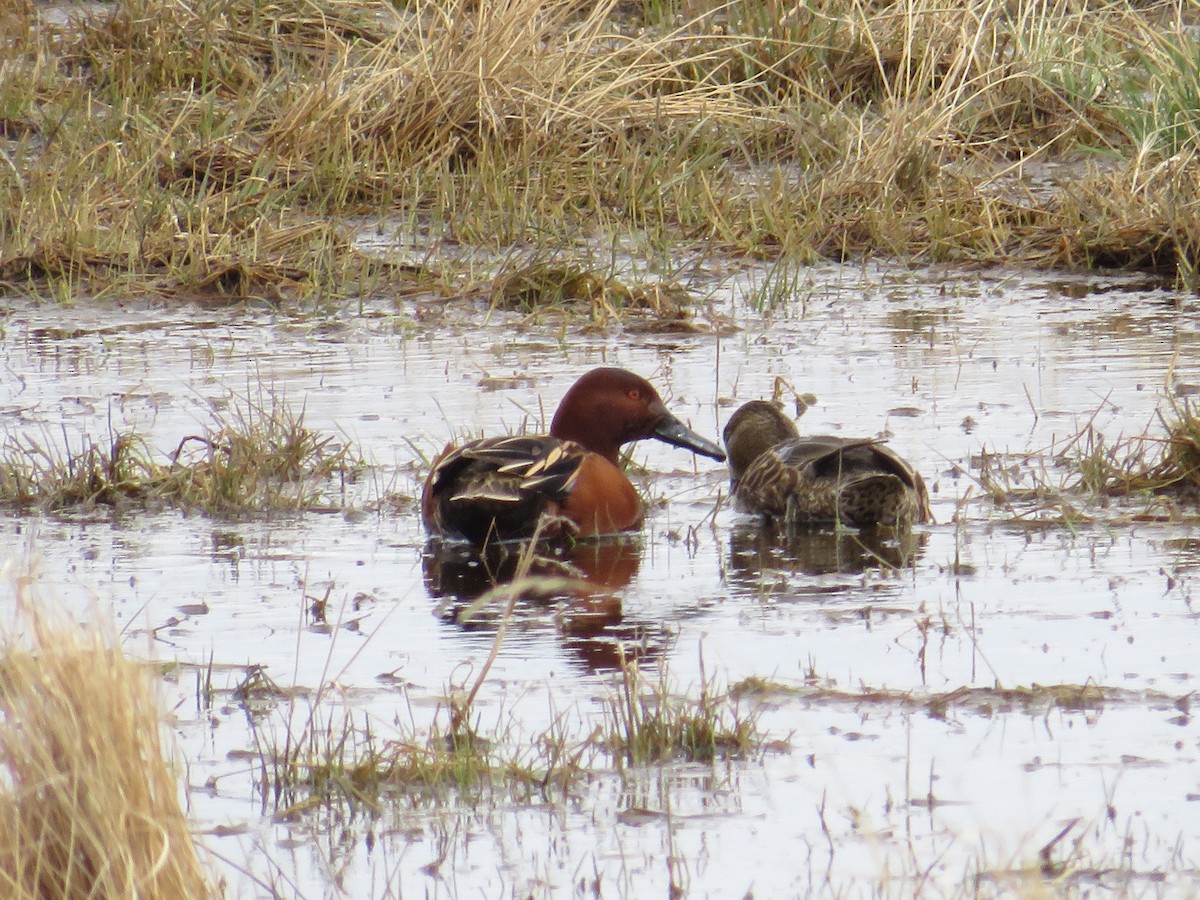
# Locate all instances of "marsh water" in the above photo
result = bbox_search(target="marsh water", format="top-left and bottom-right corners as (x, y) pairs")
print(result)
(3, 257), (1200, 897)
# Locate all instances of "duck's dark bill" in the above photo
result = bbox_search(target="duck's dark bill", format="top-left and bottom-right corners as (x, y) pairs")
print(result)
(652, 415), (726, 461)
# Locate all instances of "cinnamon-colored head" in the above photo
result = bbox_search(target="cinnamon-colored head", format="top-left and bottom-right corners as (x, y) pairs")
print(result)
(550, 367), (725, 465)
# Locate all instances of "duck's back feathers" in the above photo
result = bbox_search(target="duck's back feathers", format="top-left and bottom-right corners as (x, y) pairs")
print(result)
(439, 436), (584, 495)
(736, 435), (931, 527)
(724, 402), (932, 528)
(422, 436), (582, 542)
(423, 435), (642, 543)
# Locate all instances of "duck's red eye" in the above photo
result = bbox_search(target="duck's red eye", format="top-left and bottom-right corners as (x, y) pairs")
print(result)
(627, 389), (641, 401)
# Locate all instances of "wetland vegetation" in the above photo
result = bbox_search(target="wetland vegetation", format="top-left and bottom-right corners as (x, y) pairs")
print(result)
(2, 0), (1200, 896)
(4, 0), (1200, 303)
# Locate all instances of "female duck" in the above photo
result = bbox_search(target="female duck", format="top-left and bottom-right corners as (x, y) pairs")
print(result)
(423, 367), (725, 544)
(723, 400), (931, 527)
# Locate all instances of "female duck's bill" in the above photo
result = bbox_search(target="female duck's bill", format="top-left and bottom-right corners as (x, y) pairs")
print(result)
(722, 399), (932, 528)
(422, 367), (725, 545)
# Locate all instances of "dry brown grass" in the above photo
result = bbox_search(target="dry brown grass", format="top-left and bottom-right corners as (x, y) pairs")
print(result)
(0, 593), (210, 898)
(4, 0), (1200, 300)
(0, 395), (363, 512)
(974, 390), (1200, 521)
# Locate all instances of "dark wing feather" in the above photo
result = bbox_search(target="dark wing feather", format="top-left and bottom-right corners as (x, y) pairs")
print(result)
(424, 435), (592, 543)
(777, 436), (923, 489)
(428, 436), (586, 501)
(446, 436), (585, 499)
(776, 436), (882, 471)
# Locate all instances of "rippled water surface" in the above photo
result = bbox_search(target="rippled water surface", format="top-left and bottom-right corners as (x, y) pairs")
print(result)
(3, 260), (1200, 897)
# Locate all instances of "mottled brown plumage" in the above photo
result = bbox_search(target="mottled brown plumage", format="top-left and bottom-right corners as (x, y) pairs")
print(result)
(723, 400), (931, 528)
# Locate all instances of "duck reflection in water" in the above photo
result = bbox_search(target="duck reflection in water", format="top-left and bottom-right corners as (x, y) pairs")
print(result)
(725, 518), (929, 596)
(422, 535), (671, 673)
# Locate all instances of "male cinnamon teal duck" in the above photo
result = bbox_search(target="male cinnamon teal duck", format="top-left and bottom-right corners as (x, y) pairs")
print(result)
(723, 400), (932, 527)
(422, 367), (726, 544)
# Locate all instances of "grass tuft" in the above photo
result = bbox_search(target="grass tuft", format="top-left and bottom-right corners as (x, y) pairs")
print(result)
(0, 395), (363, 513)
(488, 259), (702, 327)
(976, 391), (1200, 521)
(0, 593), (210, 898)
(603, 651), (764, 766)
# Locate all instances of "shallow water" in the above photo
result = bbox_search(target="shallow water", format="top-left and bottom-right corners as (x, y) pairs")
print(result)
(2, 260), (1200, 897)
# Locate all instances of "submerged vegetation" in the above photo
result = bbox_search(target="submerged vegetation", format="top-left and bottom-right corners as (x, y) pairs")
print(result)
(4, 0), (1200, 303)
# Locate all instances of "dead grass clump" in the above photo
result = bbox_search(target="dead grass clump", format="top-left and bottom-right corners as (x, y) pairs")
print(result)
(265, 0), (582, 180)
(161, 397), (363, 511)
(0, 0), (396, 302)
(0, 225), (355, 305)
(617, 0), (1200, 269)
(67, 0), (387, 99)
(0, 600), (210, 898)
(0, 434), (157, 508)
(488, 260), (707, 328)
(0, 396), (363, 513)
(976, 393), (1200, 519)
(1149, 394), (1200, 492)
(0, 243), (129, 286)
(640, 0), (1125, 151)
(491, 263), (628, 311)
(1050, 156), (1200, 282)
(1051, 395), (1200, 501)
(625, 281), (703, 330)
(603, 654), (764, 766)
(264, 0), (752, 193)
(70, 0), (262, 99)
(260, 707), (548, 819)
(1164, 409), (1200, 489)
(678, 0), (984, 106)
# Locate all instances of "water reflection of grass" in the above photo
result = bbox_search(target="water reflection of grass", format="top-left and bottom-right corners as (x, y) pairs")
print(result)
(6, 0), (1200, 305)
(0, 395), (364, 513)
